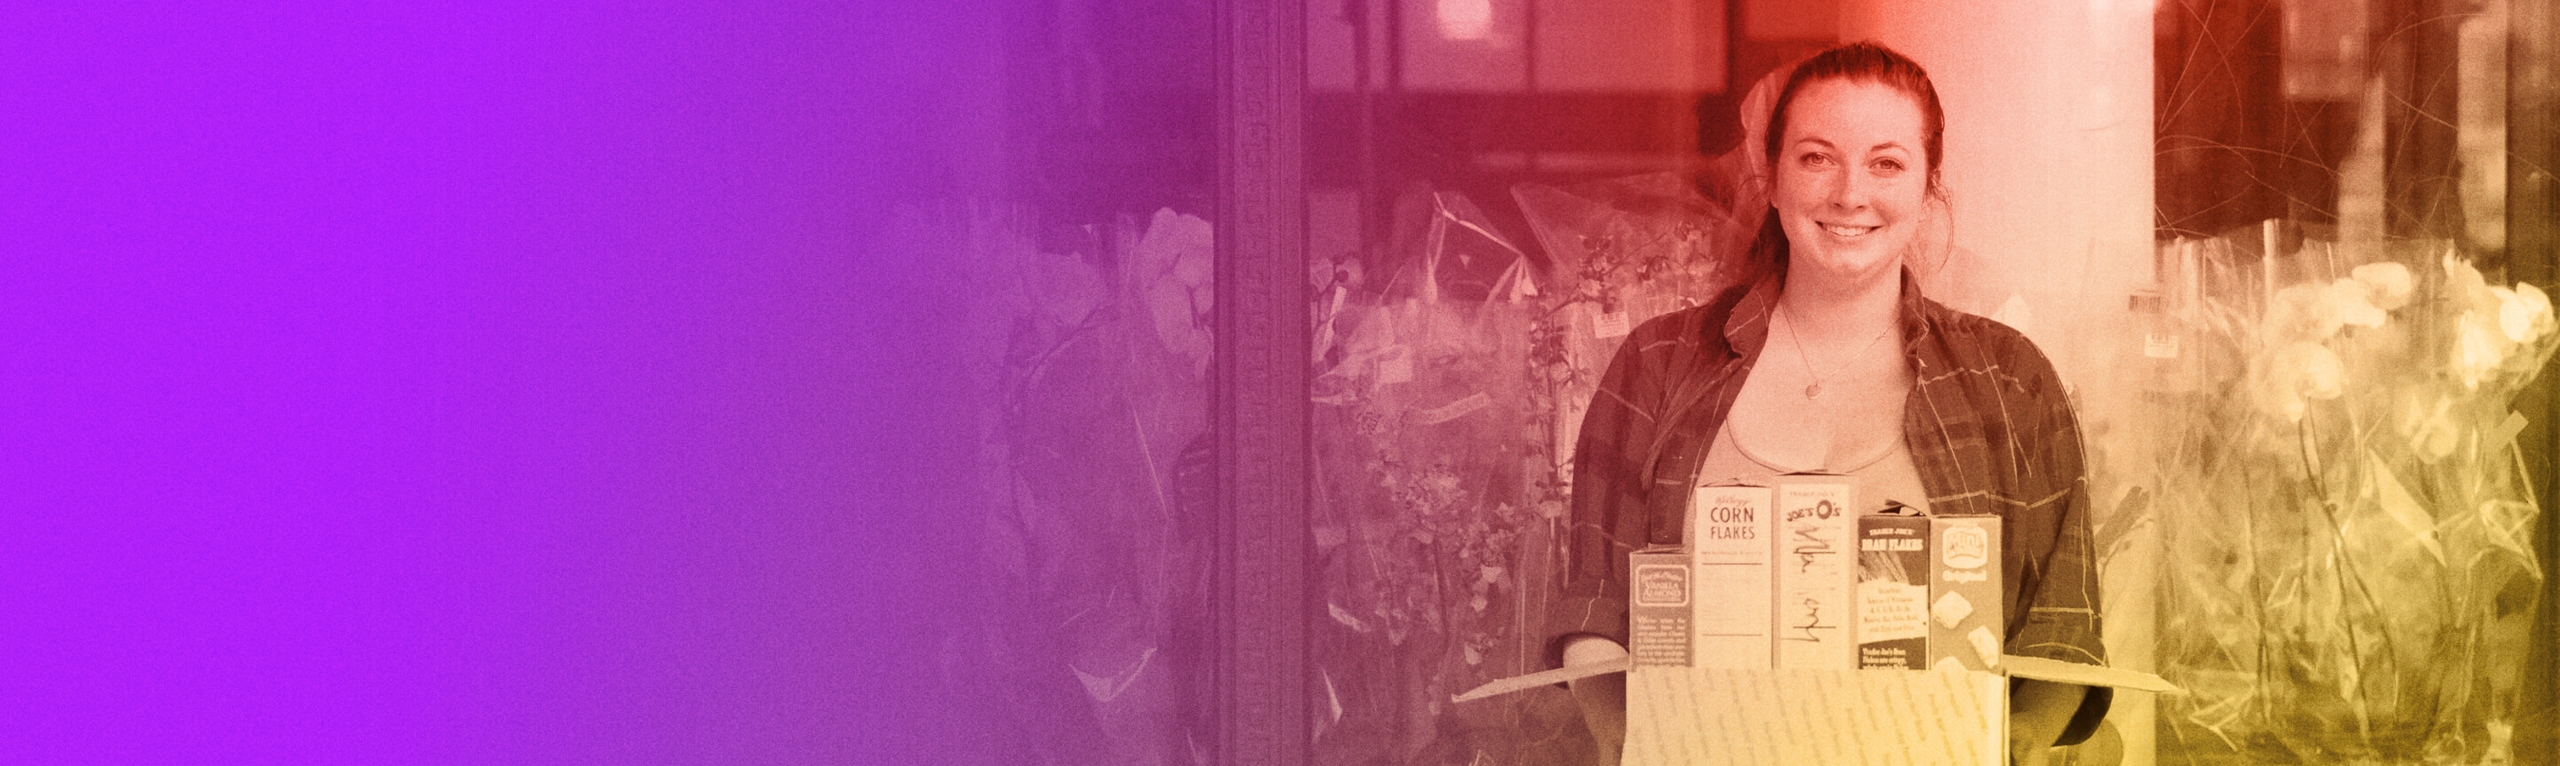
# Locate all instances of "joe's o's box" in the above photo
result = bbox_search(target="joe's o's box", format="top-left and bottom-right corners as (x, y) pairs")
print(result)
(1771, 473), (1858, 669)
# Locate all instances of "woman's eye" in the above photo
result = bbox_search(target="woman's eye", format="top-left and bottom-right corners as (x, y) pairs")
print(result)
(1872, 158), (1906, 174)
(1799, 152), (1833, 168)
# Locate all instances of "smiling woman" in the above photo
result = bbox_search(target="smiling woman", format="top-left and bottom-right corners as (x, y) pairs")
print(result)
(1547, 41), (2112, 766)
(1213, 0), (2560, 762)
(1766, 79), (1933, 290)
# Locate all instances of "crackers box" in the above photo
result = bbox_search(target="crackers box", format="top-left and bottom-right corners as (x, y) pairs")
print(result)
(1928, 515), (2004, 672)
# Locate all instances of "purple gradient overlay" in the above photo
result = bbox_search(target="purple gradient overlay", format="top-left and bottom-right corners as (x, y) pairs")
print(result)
(5, 2), (996, 762)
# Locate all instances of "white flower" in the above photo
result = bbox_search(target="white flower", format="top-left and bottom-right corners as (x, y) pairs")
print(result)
(2455, 312), (2508, 390)
(2278, 341), (2347, 401)
(1134, 209), (1216, 376)
(2446, 252), (2497, 314)
(2331, 277), (2387, 329)
(2494, 286), (2535, 343)
(2297, 344), (2345, 400)
(2265, 282), (2345, 344)
(2507, 281), (2554, 342)
(2256, 375), (2304, 422)
(2350, 261), (2414, 311)
(2260, 341), (2347, 421)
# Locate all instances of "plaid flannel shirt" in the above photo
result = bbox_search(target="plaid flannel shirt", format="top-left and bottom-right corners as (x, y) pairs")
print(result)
(1551, 269), (2107, 668)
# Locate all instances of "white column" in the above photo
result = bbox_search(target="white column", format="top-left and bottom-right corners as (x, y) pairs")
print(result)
(1836, 0), (2154, 346)
(1835, 1), (2160, 764)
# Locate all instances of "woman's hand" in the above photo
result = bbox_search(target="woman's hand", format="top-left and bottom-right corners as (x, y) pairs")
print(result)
(2007, 679), (2082, 765)
(1560, 637), (1629, 765)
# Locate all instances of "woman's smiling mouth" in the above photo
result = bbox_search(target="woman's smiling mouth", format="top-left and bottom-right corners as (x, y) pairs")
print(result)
(1821, 223), (1879, 238)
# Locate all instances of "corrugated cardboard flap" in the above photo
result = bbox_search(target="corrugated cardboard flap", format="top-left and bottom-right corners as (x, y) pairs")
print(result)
(1999, 655), (2182, 694)
(1449, 654), (2181, 704)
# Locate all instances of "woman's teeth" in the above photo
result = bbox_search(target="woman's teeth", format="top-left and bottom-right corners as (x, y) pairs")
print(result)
(1823, 224), (1877, 238)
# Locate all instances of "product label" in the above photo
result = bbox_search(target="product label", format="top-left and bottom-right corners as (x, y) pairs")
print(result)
(1857, 511), (1931, 668)
(1928, 515), (2004, 671)
(1635, 564), (1691, 606)
(1773, 474), (1857, 669)
(1689, 483), (1773, 669)
(2144, 332), (2181, 359)
(1629, 552), (1692, 667)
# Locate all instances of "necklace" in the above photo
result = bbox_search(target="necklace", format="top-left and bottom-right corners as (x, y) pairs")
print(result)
(1778, 303), (1894, 399)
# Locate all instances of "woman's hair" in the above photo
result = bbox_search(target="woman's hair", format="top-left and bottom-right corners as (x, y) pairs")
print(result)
(1744, 41), (1948, 277)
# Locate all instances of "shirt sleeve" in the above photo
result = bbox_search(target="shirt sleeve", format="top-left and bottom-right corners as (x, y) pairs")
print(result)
(2001, 340), (2108, 667)
(1545, 317), (1680, 662)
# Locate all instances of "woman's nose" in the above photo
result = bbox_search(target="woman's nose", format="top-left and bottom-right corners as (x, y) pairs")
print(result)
(1827, 169), (1869, 209)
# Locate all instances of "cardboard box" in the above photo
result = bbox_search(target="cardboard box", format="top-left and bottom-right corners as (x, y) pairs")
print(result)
(1772, 473), (1858, 668)
(1857, 506), (1930, 669)
(1628, 547), (1693, 667)
(1614, 658), (2183, 766)
(1625, 667), (2006, 766)
(1929, 515), (2004, 672)
(1689, 482), (1774, 669)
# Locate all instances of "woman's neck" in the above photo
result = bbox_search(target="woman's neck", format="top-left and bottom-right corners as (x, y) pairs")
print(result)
(1775, 262), (1903, 343)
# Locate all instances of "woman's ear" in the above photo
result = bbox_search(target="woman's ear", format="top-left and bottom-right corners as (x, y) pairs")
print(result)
(1919, 191), (1956, 279)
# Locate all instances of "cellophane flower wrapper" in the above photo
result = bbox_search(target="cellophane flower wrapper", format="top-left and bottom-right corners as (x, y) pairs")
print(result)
(1307, 175), (1753, 765)
(2145, 233), (2557, 765)
(956, 205), (1219, 766)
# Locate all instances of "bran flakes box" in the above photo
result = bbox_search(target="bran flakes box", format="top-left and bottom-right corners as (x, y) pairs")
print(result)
(1857, 504), (1930, 669)
(1928, 515), (2004, 672)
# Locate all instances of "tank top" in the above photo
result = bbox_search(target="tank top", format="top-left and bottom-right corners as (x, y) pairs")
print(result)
(1692, 379), (1930, 522)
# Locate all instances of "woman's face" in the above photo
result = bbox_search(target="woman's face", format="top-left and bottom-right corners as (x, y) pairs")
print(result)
(1770, 78), (1933, 284)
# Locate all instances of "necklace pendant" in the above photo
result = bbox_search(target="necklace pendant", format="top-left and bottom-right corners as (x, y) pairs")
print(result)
(1805, 381), (1822, 399)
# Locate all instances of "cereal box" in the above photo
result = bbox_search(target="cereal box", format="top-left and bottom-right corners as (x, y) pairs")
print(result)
(1857, 504), (1930, 669)
(1689, 482), (1774, 669)
(1771, 473), (1857, 669)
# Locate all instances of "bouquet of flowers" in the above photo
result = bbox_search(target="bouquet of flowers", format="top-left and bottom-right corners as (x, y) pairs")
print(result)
(1305, 176), (1749, 765)
(2143, 232), (2556, 765)
(953, 205), (1218, 766)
